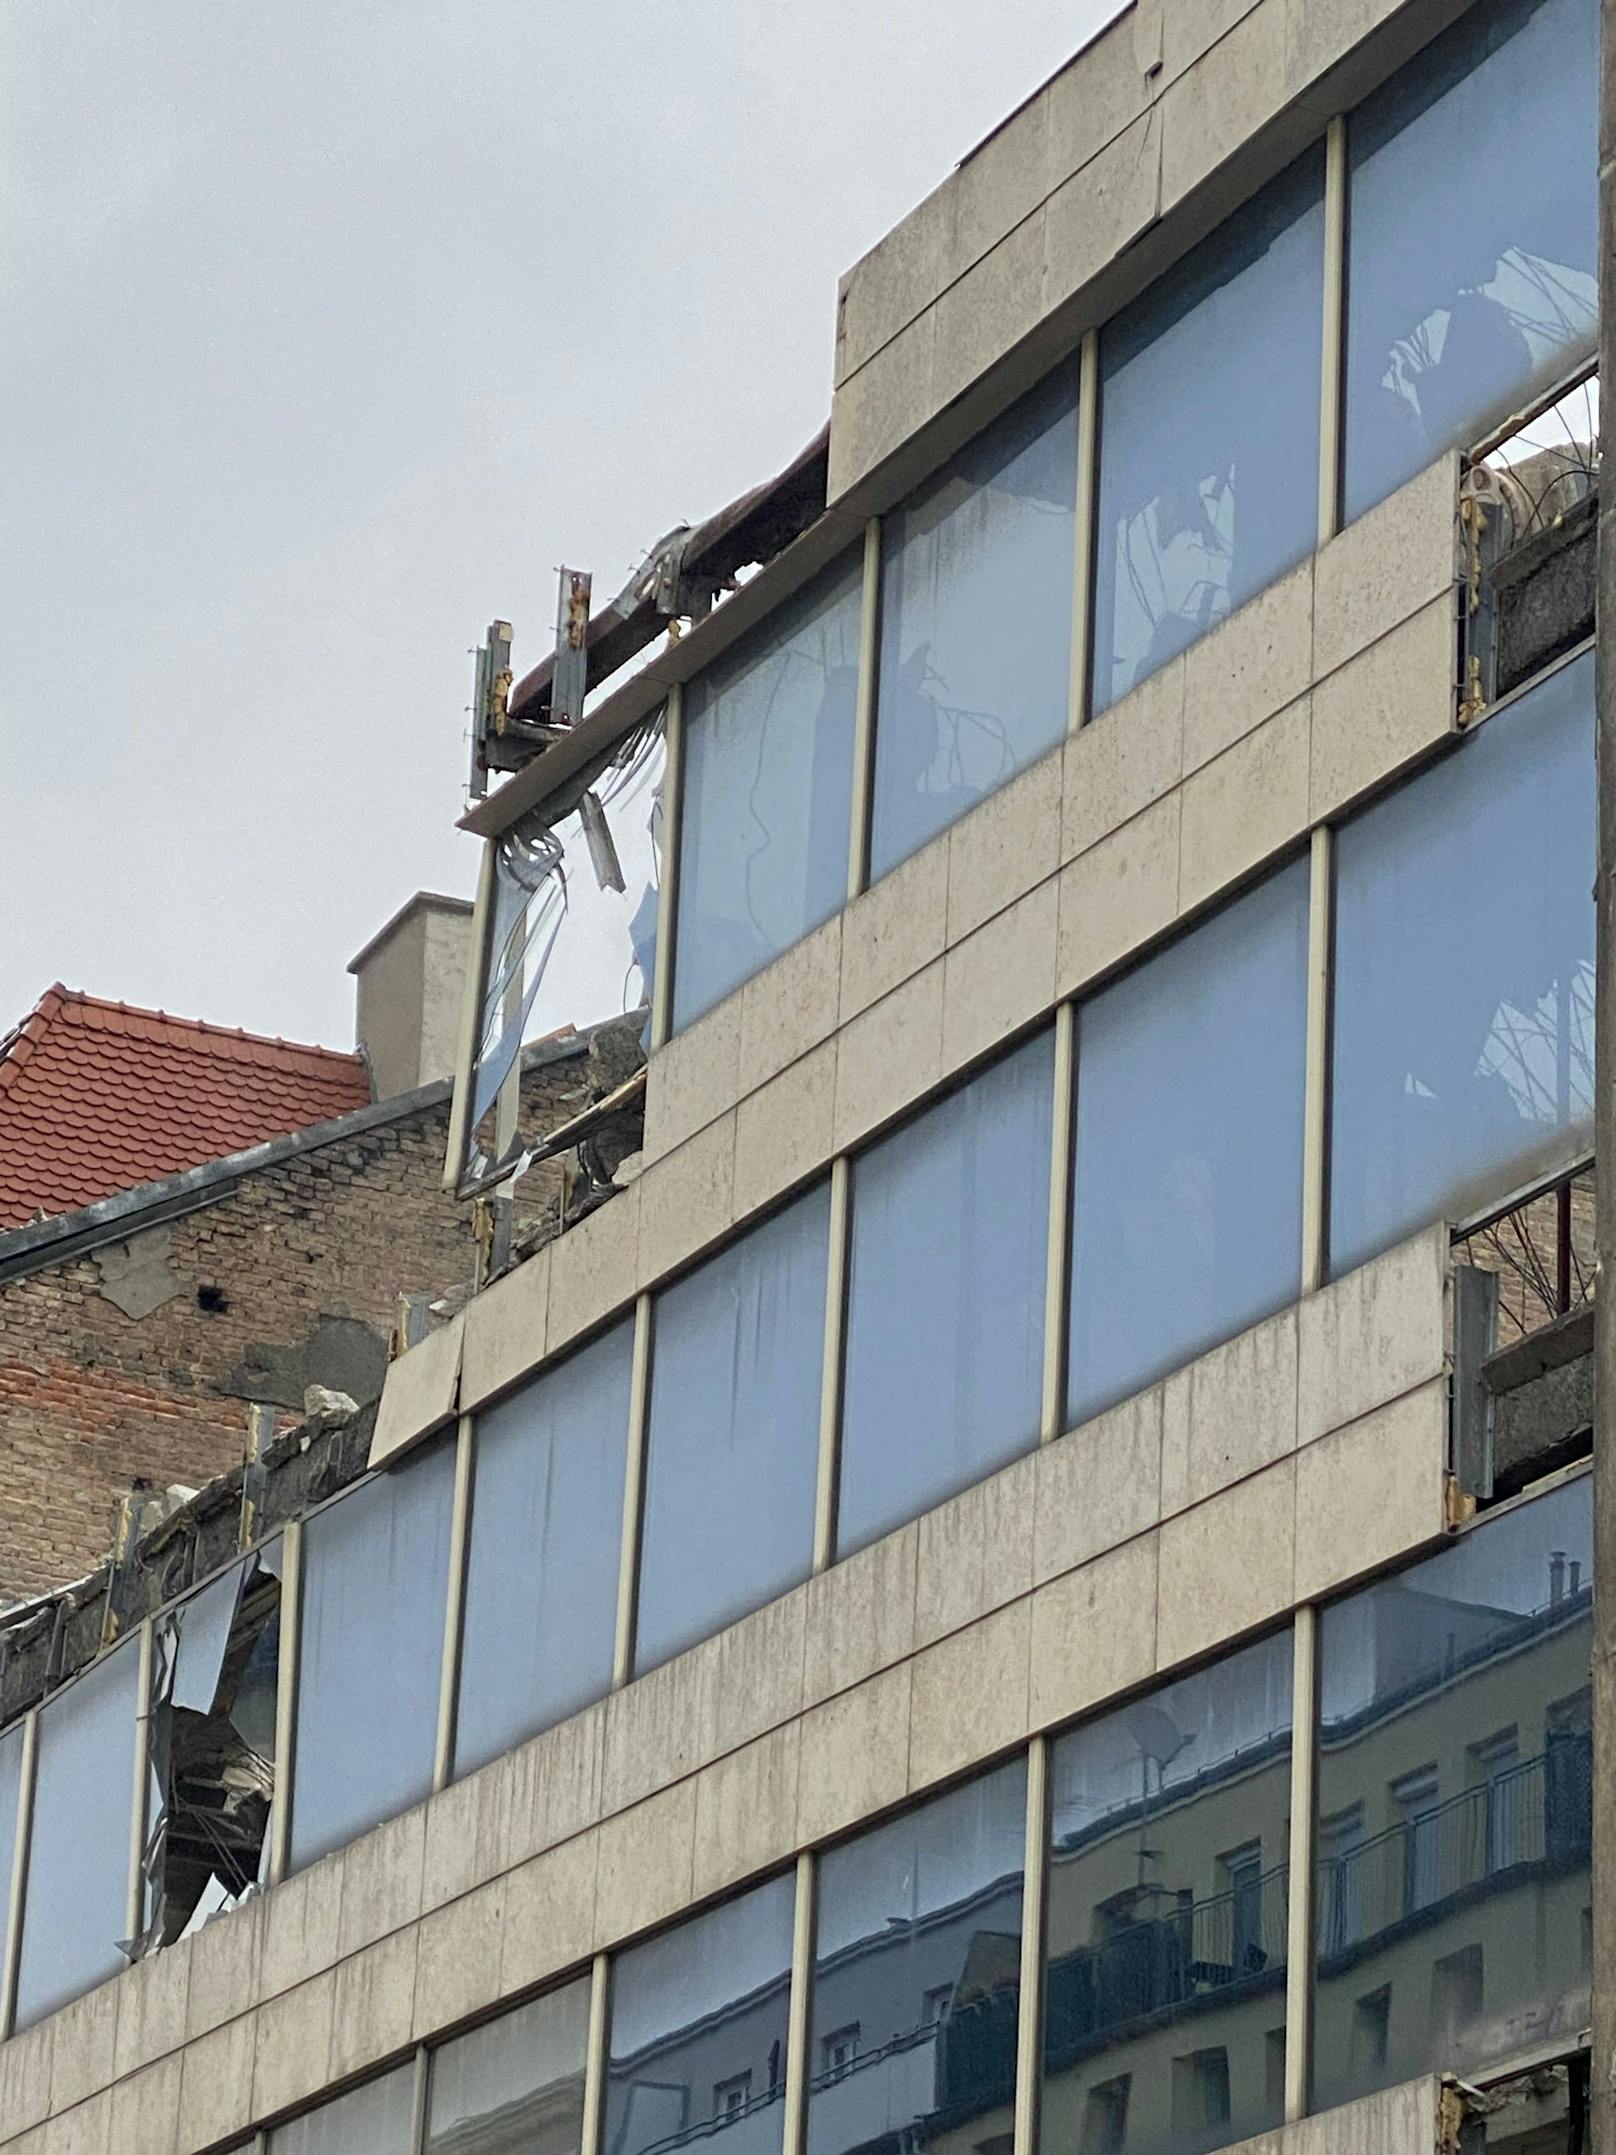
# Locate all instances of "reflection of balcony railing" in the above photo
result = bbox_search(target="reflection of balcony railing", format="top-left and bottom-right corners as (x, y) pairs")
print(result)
(625, 2084), (786, 2155)
(1045, 1866), (1289, 2065)
(803, 1987), (1020, 2146)
(1317, 1740), (1591, 1962)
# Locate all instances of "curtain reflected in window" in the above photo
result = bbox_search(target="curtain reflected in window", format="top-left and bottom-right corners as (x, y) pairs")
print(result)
(607, 1878), (795, 2155)
(1091, 151), (1323, 715)
(809, 1762), (1026, 2155)
(1041, 1632), (1293, 2155)
(871, 372), (1078, 881)
(1344, 0), (1598, 523)
(1329, 651), (1594, 1276)
(674, 557), (862, 1030)
(1312, 1478), (1592, 2108)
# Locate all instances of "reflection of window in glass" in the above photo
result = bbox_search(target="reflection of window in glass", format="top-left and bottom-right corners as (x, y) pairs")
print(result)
(607, 1877), (795, 2155)
(1091, 147), (1323, 714)
(1350, 1987), (1391, 2080)
(1313, 1476), (1592, 2106)
(290, 1438), (455, 1872)
(1391, 1765), (1442, 1914)
(1080, 2076), (1131, 2155)
(1043, 1630), (1292, 2155)
(1343, 0), (1599, 522)
(426, 1977), (590, 2155)
(1330, 651), (1595, 1276)
(1170, 2049), (1230, 2136)
(1317, 1804), (1367, 1954)
(1263, 2030), (1286, 2119)
(456, 1321), (633, 1777)
(810, 1761), (1026, 2155)
(637, 1184), (829, 1672)
(871, 370), (1078, 880)
(1068, 855), (1309, 1427)
(674, 554), (863, 1030)
(840, 1032), (1053, 1555)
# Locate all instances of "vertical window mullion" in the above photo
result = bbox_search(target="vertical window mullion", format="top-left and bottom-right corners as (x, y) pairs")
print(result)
(126, 1618), (155, 1954)
(814, 1159), (852, 1572)
(268, 1517), (303, 1888)
(846, 518), (882, 902)
(783, 1850), (817, 2155)
(1285, 1606), (1320, 2122)
(1014, 1733), (1051, 2155)
(433, 1413), (475, 1794)
(1068, 328), (1100, 735)
(580, 1952), (612, 2155)
(0, 1711), (37, 2039)
(648, 682), (685, 1053)
(1317, 114), (1347, 548)
(612, 1295), (654, 1690)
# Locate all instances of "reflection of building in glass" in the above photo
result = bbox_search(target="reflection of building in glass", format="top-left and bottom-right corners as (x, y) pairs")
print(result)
(1313, 1480), (1592, 2110)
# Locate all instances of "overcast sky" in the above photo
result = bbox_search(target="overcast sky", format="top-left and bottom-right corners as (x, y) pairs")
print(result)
(1, 2), (1114, 1053)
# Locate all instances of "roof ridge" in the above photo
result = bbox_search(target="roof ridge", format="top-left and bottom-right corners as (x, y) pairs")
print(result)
(46, 987), (361, 1066)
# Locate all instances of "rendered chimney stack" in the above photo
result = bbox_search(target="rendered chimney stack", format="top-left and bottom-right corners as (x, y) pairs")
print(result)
(347, 892), (475, 1102)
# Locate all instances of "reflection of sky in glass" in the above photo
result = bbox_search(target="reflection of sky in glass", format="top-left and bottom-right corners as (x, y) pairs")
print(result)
(611, 1877), (796, 2060)
(428, 1979), (589, 2151)
(815, 1763), (1027, 1961)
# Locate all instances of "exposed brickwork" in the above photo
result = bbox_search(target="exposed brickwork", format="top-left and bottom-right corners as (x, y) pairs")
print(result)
(0, 1057), (583, 1601)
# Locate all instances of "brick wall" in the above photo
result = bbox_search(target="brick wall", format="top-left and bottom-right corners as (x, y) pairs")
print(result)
(0, 1058), (583, 1600)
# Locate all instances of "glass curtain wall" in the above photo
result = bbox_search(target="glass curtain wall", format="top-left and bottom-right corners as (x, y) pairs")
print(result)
(1091, 151), (1324, 715)
(14, 1639), (141, 2029)
(1312, 1476), (1592, 2107)
(808, 1761), (1027, 2155)
(290, 1438), (455, 1871)
(1068, 858), (1309, 1427)
(838, 1031), (1053, 1556)
(455, 1322), (634, 1778)
(606, 1875), (797, 2155)
(1330, 650), (1594, 1275)
(636, 1186), (829, 1672)
(1042, 1631), (1295, 2155)
(1343, 0), (1598, 522)
(674, 557), (863, 1031)
(426, 1976), (591, 2155)
(870, 372), (1079, 880)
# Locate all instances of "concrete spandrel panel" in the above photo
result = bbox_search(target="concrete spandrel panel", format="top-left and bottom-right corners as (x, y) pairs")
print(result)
(368, 1311), (463, 1471)
(870, 367), (1078, 882)
(1092, 145), (1324, 718)
(15, 1638), (140, 2031)
(674, 552), (862, 1034)
(1343, 0), (1598, 524)
(1068, 854), (1308, 1428)
(455, 1320), (633, 1778)
(1329, 650), (1594, 1277)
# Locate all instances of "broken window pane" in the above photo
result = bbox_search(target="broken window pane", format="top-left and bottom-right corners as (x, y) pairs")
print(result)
(808, 1760), (1026, 2155)
(267, 2062), (417, 2154)
(871, 370), (1079, 880)
(15, 1637), (141, 2028)
(673, 554), (862, 1030)
(1068, 857), (1309, 1428)
(290, 1437), (454, 1871)
(1343, 0), (1598, 523)
(636, 1186), (828, 1672)
(1042, 1630), (1293, 2155)
(146, 1552), (280, 1947)
(427, 1975), (590, 2155)
(839, 1031), (1053, 1557)
(1091, 149), (1323, 715)
(1330, 650), (1594, 1275)
(1312, 1475), (1591, 2107)
(455, 1321), (633, 1778)
(607, 1874), (795, 2155)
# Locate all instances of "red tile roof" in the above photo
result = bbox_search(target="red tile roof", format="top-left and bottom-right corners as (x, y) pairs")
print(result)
(0, 985), (372, 1231)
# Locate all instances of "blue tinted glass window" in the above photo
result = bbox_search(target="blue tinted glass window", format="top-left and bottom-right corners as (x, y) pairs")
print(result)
(268, 2064), (416, 2154)
(1042, 1631), (1294, 2155)
(15, 1641), (140, 2028)
(1330, 651), (1594, 1275)
(1344, 0), (1598, 522)
(839, 1031), (1054, 1557)
(456, 1321), (633, 1778)
(1068, 859), (1309, 1427)
(1091, 151), (1323, 715)
(674, 556), (862, 1029)
(428, 1977), (590, 2155)
(809, 1762), (1027, 2155)
(291, 1439), (454, 1870)
(1313, 1477), (1591, 2106)
(608, 1877), (796, 2155)
(637, 1187), (828, 1672)
(871, 373), (1078, 880)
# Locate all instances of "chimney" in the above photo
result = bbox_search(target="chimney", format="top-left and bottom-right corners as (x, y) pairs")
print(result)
(1549, 1550), (1567, 1605)
(347, 892), (475, 1102)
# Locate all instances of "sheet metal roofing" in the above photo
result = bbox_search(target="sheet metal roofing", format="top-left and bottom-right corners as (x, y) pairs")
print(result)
(0, 985), (371, 1230)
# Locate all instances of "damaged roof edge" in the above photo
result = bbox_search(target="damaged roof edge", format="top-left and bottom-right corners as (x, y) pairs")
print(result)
(0, 1031), (590, 1289)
